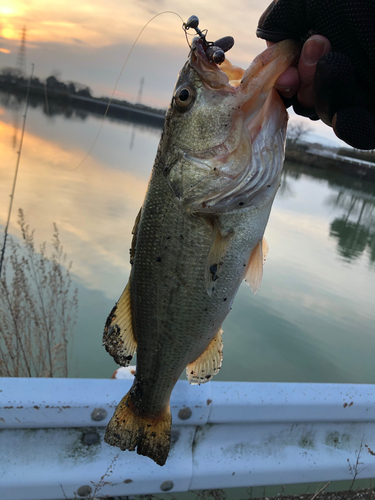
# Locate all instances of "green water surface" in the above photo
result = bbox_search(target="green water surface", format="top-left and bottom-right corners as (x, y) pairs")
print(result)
(1, 92), (374, 384)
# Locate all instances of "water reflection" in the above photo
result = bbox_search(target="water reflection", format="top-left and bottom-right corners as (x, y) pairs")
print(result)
(10, 95), (22, 149)
(0, 90), (89, 122)
(1, 95), (375, 382)
(329, 192), (375, 263)
(0, 92), (161, 302)
(282, 162), (375, 265)
(0, 89), (164, 131)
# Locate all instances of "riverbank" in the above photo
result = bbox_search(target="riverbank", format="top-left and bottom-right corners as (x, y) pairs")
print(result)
(0, 81), (165, 127)
(2, 81), (375, 182)
(285, 149), (375, 182)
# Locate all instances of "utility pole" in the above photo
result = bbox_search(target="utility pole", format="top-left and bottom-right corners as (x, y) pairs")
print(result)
(136, 77), (144, 105)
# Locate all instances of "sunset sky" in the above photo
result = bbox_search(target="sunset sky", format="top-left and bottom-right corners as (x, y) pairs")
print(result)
(0, 0), (345, 145)
(0, 1), (266, 105)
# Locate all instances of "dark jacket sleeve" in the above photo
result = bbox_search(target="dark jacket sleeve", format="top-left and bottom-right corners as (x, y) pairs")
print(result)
(257, 0), (375, 149)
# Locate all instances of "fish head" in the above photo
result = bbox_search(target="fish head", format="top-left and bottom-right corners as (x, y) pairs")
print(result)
(164, 38), (300, 213)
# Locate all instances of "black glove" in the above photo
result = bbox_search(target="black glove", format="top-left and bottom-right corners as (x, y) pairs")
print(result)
(257, 0), (375, 150)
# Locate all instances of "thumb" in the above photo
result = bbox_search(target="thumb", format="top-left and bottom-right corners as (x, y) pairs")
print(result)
(297, 35), (331, 109)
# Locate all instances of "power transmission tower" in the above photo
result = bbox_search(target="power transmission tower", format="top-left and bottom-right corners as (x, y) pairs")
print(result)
(16, 26), (27, 76)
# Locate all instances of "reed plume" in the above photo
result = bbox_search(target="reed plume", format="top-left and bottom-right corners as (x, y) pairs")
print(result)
(0, 209), (78, 377)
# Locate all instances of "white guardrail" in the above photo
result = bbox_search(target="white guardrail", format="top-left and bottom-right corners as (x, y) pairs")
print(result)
(1, 379), (375, 500)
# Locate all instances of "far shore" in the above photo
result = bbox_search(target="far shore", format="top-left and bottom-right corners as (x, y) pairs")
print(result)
(0, 78), (165, 128)
(285, 149), (375, 182)
(1, 80), (375, 182)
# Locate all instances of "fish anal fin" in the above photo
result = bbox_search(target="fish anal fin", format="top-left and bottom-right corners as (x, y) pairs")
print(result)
(186, 328), (223, 385)
(205, 219), (232, 294)
(103, 280), (137, 367)
(244, 237), (267, 294)
(105, 390), (171, 467)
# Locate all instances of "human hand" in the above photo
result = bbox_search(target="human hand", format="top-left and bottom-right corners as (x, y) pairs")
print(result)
(257, 0), (375, 150)
(271, 35), (331, 111)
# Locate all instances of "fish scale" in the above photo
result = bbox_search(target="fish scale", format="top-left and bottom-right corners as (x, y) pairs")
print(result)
(132, 171), (226, 410)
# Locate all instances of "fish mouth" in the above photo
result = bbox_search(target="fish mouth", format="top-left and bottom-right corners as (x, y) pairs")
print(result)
(190, 38), (243, 90)
(188, 38), (300, 157)
(191, 37), (300, 125)
(178, 39), (301, 212)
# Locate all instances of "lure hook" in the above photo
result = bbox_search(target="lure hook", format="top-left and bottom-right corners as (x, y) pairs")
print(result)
(183, 15), (235, 65)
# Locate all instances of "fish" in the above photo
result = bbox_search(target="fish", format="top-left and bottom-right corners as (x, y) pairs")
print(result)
(103, 37), (299, 466)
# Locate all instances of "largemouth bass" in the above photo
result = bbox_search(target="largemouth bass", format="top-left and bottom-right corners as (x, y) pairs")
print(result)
(103, 37), (299, 466)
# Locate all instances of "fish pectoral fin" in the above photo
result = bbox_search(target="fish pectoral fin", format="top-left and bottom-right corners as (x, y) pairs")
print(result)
(105, 389), (172, 467)
(244, 237), (268, 294)
(186, 328), (223, 385)
(262, 237), (269, 264)
(205, 219), (232, 294)
(103, 280), (137, 366)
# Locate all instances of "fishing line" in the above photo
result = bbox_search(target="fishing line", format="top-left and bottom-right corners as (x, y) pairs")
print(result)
(70, 10), (185, 171)
(0, 64), (35, 277)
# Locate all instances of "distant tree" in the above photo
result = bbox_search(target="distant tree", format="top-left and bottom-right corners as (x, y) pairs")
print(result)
(46, 75), (67, 91)
(0, 67), (25, 85)
(286, 122), (312, 150)
(67, 82), (76, 94)
(0, 67), (23, 78)
(46, 75), (58, 87)
(30, 77), (42, 87)
(76, 86), (92, 98)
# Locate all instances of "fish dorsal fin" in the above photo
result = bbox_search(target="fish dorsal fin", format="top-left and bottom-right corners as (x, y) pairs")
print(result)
(186, 328), (223, 385)
(244, 237), (268, 294)
(205, 219), (232, 295)
(103, 280), (137, 366)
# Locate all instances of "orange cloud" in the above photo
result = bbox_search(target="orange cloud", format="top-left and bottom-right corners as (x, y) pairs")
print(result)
(0, 0), (265, 65)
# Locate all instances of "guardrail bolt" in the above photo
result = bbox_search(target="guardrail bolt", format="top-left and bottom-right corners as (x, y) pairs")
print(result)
(77, 485), (92, 497)
(91, 408), (107, 421)
(160, 480), (174, 492)
(82, 431), (100, 445)
(178, 407), (192, 420)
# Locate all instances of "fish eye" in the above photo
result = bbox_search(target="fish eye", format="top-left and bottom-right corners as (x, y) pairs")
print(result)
(174, 86), (194, 108)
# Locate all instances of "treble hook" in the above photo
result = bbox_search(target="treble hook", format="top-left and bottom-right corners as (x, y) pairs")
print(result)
(183, 15), (235, 65)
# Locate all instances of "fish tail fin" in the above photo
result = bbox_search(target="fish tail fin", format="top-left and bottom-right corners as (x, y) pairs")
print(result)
(104, 390), (172, 466)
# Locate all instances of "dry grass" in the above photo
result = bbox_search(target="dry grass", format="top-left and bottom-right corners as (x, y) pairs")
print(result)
(0, 209), (78, 377)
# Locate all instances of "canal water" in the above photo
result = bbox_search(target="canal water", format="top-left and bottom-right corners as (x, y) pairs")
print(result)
(1, 91), (375, 384)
